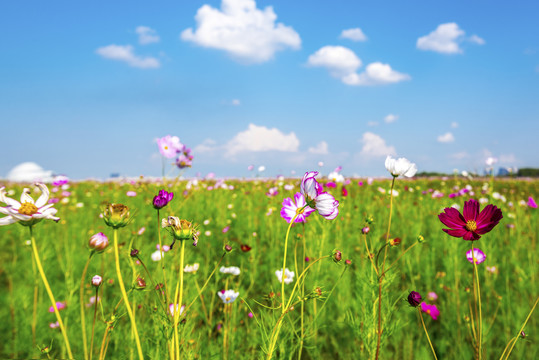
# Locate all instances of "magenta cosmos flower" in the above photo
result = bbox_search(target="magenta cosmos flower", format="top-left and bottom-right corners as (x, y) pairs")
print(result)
(438, 199), (503, 241)
(421, 302), (440, 320)
(280, 193), (316, 223)
(300, 171), (339, 220)
(466, 248), (486, 264)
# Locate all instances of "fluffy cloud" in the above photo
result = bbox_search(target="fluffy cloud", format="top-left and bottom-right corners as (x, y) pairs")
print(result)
(417, 23), (484, 54)
(307, 46), (410, 86)
(96, 45), (160, 68)
(359, 132), (396, 157)
(6, 162), (54, 182)
(231, 99), (241, 106)
(181, 0), (301, 63)
(136, 26), (160, 45)
(308, 141), (329, 154)
(384, 114), (398, 123)
(226, 124), (300, 155)
(437, 132), (455, 143)
(340, 28), (367, 42)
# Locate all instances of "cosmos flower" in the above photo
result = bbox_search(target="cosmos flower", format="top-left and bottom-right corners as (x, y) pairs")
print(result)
(528, 196), (538, 209)
(280, 193), (315, 224)
(421, 302), (440, 320)
(184, 263), (199, 273)
(407, 291), (422, 307)
(466, 248), (486, 264)
(220, 266), (241, 276)
(385, 155), (418, 178)
(0, 183), (59, 226)
(275, 268), (294, 284)
(52, 175), (69, 187)
(300, 171), (339, 220)
(153, 190), (174, 210)
(218, 290), (239, 304)
(327, 171), (344, 183)
(176, 148), (194, 169)
(438, 199), (503, 241)
(157, 135), (183, 158)
(427, 292), (438, 301)
(49, 302), (66, 313)
(169, 303), (185, 317)
(151, 250), (164, 262)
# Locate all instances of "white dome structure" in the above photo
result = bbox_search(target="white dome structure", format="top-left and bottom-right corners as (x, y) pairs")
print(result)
(6, 162), (54, 183)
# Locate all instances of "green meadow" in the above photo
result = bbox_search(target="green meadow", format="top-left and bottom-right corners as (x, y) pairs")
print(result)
(0, 177), (537, 359)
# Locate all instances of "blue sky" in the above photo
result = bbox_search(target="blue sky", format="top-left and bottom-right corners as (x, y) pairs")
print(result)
(1, 0), (538, 180)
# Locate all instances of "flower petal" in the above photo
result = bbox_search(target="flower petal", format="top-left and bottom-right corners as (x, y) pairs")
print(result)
(438, 208), (466, 229)
(20, 188), (35, 205)
(443, 228), (468, 238)
(0, 188), (21, 208)
(475, 204), (503, 233)
(35, 183), (50, 208)
(0, 215), (19, 226)
(463, 199), (479, 221)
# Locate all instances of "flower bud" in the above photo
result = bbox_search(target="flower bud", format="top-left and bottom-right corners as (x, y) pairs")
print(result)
(89, 232), (109, 252)
(135, 276), (146, 289)
(153, 190), (174, 210)
(345, 259), (352, 265)
(365, 215), (374, 224)
(92, 275), (103, 287)
(361, 226), (370, 235)
(224, 244), (232, 252)
(390, 237), (402, 246)
(407, 291), (422, 307)
(130, 249), (139, 257)
(103, 203), (132, 229)
(333, 250), (342, 262)
(417, 234), (425, 243)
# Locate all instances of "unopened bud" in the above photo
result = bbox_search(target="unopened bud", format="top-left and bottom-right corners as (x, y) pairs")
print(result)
(224, 244), (232, 252)
(361, 226), (370, 234)
(92, 275), (103, 287)
(417, 234), (425, 243)
(345, 259), (352, 265)
(89, 232), (109, 252)
(136, 276), (146, 289)
(407, 291), (422, 307)
(390, 237), (402, 246)
(333, 250), (342, 262)
(130, 249), (139, 257)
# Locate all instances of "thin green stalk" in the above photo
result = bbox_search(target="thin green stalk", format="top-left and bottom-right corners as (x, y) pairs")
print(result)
(29, 226), (74, 359)
(113, 229), (144, 360)
(418, 309), (438, 360)
(174, 240), (186, 360)
(281, 212), (300, 314)
(157, 209), (170, 306)
(298, 223), (306, 360)
(80, 254), (94, 360)
(375, 176), (396, 360)
(471, 244), (483, 360)
(500, 295), (539, 360)
(89, 286), (100, 360)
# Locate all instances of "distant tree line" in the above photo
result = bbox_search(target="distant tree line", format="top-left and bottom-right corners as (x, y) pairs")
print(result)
(415, 168), (539, 178)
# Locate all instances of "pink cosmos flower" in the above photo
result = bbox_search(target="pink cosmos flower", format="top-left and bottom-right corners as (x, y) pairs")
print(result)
(126, 191), (137, 197)
(0, 183), (60, 226)
(421, 302), (440, 320)
(49, 302), (66, 313)
(528, 196), (537, 209)
(300, 171), (339, 220)
(52, 175), (69, 187)
(438, 199), (503, 241)
(466, 248), (486, 264)
(157, 135), (183, 158)
(280, 193), (315, 224)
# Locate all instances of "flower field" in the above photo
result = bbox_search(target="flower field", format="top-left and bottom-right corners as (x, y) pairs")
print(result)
(0, 174), (537, 359)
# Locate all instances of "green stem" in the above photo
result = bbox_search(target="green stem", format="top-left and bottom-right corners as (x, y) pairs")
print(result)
(375, 175), (396, 360)
(418, 309), (438, 360)
(174, 240), (186, 360)
(89, 286), (99, 360)
(157, 209), (170, 306)
(80, 254), (94, 360)
(501, 295), (539, 360)
(29, 225), (74, 359)
(471, 244), (483, 360)
(113, 229), (144, 360)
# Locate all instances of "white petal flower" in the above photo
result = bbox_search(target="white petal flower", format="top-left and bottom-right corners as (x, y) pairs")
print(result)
(184, 263), (200, 273)
(219, 266), (241, 276)
(0, 183), (59, 227)
(275, 268), (295, 284)
(151, 250), (164, 262)
(218, 290), (240, 304)
(385, 155), (417, 178)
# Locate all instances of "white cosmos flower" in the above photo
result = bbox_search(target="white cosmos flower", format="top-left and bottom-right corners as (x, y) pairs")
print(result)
(0, 183), (59, 226)
(384, 155), (418, 178)
(218, 289), (239, 304)
(184, 263), (200, 273)
(151, 250), (164, 262)
(275, 268), (295, 284)
(220, 266), (241, 276)
(327, 171), (345, 183)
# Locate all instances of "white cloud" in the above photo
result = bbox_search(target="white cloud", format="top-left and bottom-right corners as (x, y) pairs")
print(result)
(226, 123), (300, 155)
(194, 138), (218, 153)
(384, 114), (398, 123)
(96, 45), (160, 68)
(367, 121), (379, 127)
(342, 62), (411, 86)
(417, 23), (484, 54)
(359, 132), (396, 157)
(468, 34), (485, 45)
(451, 121), (459, 128)
(340, 28), (367, 42)
(6, 162), (54, 182)
(307, 46), (410, 86)
(180, 0), (301, 64)
(231, 99), (241, 106)
(308, 141), (329, 154)
(136, 26), (160, 45)
(437, 132), (455, 143)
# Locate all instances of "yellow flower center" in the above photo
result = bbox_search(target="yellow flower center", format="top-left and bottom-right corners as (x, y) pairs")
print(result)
(465, 220), (477, 232)
(427, 309), (431, 314)
(225, 297), (230, 302)
(164, 145), (169, 150)
(19, 202), (38, 216)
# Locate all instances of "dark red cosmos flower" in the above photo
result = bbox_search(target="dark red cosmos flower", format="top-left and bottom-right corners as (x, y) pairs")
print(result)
(438, 199), (503, 241)
(240, 244), (252, 252)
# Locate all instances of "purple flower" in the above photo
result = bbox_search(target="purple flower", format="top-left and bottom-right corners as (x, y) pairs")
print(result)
(438, 199), (503, 241)
(153, 190), (174, 210)
(157, 135), (183, 158)
(427, 292), (438, 301)
(52, 175), (69, 187)
(280, 193), (315, 224)
(176, 148), (194, 169)
(466, 248), (486, 264)
(407, 291), (422, 307)
(126, 191), (137, 197)
(300, 171), (339, 220)
(49, 302), (66, 313)
(421, 302), (440, 320)
(528, 196), (538, 209)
